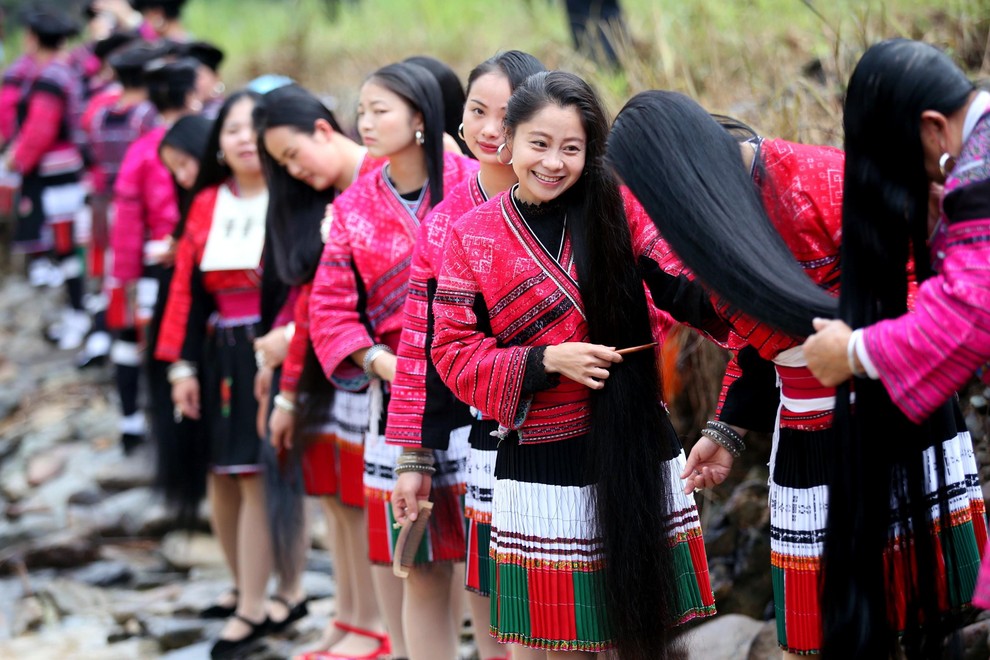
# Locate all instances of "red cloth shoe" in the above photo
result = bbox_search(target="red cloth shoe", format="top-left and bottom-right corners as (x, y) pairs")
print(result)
(293, 622), (391, 660)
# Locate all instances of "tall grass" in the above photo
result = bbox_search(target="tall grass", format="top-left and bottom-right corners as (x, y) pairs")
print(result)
(183, 0), (989, 144)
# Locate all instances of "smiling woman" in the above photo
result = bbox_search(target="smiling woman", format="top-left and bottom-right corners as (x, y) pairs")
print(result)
(430, 70), (715, 659)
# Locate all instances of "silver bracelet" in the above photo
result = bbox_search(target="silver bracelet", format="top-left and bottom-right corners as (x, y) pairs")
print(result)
(362, 344), (394, 378)
(273, 393), (297, 415)
(167, 361), (197, 384)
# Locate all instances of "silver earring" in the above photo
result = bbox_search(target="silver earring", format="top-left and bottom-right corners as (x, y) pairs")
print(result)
(938, 152), (956, 179)
(217, 150), (226, 166)
(415, 129), (425, 145)
(496, 143), (512, 165)
(457, 123), (465, 141)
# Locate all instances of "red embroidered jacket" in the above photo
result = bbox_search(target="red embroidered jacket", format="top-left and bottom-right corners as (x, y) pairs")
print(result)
(713, 139), (844, 432)
(155, 185), (264, 363)
(432, 188), (684, 444)
(278, 152), (385, 394)
(309, 152), (478, 385)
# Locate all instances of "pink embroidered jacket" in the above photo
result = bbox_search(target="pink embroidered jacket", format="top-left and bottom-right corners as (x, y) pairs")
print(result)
(385, 174), (488, 448)
(863, 110), (990, 424)
(110, 125), (179, 283)
(309, 152), (478, 385)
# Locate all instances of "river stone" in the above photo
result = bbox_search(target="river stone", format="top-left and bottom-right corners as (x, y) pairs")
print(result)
(160, 531), (225, 570)
(144, 615), (209, 651)
(684, 613), (766, 659)
(22, 528), (100, 570)
(71, 560), (134, 588)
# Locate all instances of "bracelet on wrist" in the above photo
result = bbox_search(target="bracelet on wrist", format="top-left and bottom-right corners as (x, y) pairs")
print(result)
(702, 420), (745, 458)
(273, 393), (297, 415)
(362, 343), (394, 378)
(394, 463), (437, 476)
(167, 361), (197, 384)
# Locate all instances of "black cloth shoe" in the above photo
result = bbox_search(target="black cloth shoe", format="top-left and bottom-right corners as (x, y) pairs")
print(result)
(199, 589), (238, 619)
(210, 613), (271, 659)
(267, 594), (309, 634)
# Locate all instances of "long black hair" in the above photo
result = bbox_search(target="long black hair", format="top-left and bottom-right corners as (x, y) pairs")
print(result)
(254, 84), (343, 287)
(505, 70), (680, 659)
(606, 90), (838, 337)
(190, 89), (263, 197)
(368, 61), (446, 205)
(466, 49), (546, 101)
(824, 39), (974, 659)
(159, 114), (213, 239)
(404, 55), (468, 154)
(252, 83), (338, 446)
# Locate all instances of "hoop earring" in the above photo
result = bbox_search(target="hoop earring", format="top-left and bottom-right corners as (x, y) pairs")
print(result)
(216, 150), (226, 166)
(457, 123), (465, 141)
(938, 152), (956, 179)
(496, 143), (512, 165)
(414, 129), (425, 146)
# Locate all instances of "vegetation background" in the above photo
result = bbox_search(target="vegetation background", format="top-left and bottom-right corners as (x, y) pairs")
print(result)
(4, 0), (989, 144)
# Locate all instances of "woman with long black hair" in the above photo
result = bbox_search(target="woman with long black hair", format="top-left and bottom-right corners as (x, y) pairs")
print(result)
(431, 71), (714, 659)
(155, 90), (277, 659)
(607, 83), (986, 658)
(387, 50), (546, 660)
(254, 82), (386, 659)
(797, 39), (990, 657)
(308, 61), (478, 660)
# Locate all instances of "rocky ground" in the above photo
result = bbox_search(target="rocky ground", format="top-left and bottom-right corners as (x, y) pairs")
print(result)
(0, 275), (988, 659)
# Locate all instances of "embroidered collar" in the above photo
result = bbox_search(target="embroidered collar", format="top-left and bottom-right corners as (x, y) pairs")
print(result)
(511, 189), (567, 218)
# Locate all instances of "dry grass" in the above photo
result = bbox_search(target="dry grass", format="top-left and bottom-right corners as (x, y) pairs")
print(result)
(186, 0), (990, 144)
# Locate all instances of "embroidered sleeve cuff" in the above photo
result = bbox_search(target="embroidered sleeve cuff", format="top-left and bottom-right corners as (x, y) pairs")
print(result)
(522, 346), (561, 394)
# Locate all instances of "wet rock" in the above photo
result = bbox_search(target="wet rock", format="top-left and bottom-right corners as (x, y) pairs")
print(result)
(746, 620), (779, 660)
(160, 531), (225, 571)
(144, 616), (208, 651)
(21, 528), (100, 570)
(39, 578), (110, 616)
(0, 459), (30, 501)
(26, 449), (68, 486)
(723, 480), (770, 530)
(71, 560), (134, 588)
(10, 594), (47, 636)
(684, 613), (765, 659)
(68, 487), (105, 506)
(94, 454), (155, 492)
(959, 618), (990, 660)
(69, 488), (167, 538)
(0, 511), (62, 549)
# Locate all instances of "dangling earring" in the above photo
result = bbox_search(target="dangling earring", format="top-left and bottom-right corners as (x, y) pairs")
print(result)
(217, 150), (226, 166)
(496, 143), (512, 165)
(938, 152), (956, 179)
(414, 129), (425, 146)
(457, 123), (465, 141)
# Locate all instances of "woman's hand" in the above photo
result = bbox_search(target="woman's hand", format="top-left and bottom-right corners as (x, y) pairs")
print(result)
(172, 377), (201, 420)
(803, 318), (854, 386)
(254, 367), (273, 438)
(254, 327), (290, 370)
(543, 342), (622, 389)
(371, 352), (398, 383)
(269, 406), (297, 453)
(391, 470), (431, 525)
(680, 436), (734, 494)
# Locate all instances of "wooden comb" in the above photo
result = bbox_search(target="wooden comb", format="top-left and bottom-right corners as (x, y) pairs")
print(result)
(392, 500), (434, 578)
(616, 341), (658, 355)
